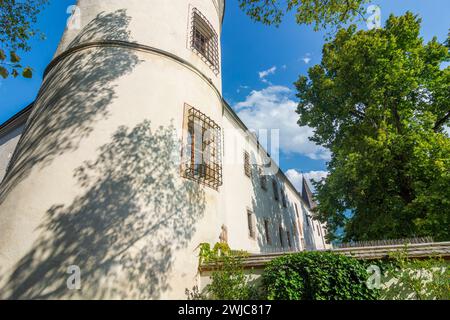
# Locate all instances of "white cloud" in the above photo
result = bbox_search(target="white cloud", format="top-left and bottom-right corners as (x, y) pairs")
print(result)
(300, 53), (312, 64)
(304, 170), (329, 184)
(234, 85), (331, 160)
(285, 169), (329, 193)
(258, 66), (277, 83)
(236, 85), (249, 93)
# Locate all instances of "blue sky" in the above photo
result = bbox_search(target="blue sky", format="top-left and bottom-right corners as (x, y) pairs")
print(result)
(1, 0), (449, 191)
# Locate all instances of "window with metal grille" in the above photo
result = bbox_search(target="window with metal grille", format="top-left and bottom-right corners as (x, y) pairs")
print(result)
(182, 104), (222, 190)
(247, 210), (256, 239)
(259, 167), (267, 190)
(244, 151), (251, 177)
(272, 179), (279, 201)
(190, 8), (220, 75)
(264, 219), (271, 244)
(279, 225), (284, 247)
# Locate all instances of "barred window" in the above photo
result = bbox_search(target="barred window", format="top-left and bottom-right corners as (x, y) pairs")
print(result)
(182, 104), (222, 190)
(247, 209), (256, 239)
(264, 219), (271, 244)
(259, 167), (267, 190)
(272, 179), (279, 202)
(244, 151), (251, 177)
(190, 8), (220, 74)
(279, 225), (284, 247)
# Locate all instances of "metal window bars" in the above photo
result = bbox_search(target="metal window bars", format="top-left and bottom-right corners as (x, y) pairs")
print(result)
(247, 210), (256, 239)
(190, 8), (220, 75)
(281, 189), (287, 207)
(272, 179), (279, 201)
(244, 151), (251, 177)
(259, 167), (267, 190)
(183, 106), (223, 190)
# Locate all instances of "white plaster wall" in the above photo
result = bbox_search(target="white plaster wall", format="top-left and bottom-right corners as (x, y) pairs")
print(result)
(220, 109), (309, 254)
(0, 0), (224, 299)
(0, 125), (24, 183)
(219, 108), (330, 254)
(57, 0), (222, 90)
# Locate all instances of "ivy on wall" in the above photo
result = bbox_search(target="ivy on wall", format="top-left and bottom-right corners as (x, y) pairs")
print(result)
(262, 251), (379, 300)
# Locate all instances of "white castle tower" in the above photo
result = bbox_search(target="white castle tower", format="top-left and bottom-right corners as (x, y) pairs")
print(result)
(0, 0), (330, 299)
(0, 0), (226, 299)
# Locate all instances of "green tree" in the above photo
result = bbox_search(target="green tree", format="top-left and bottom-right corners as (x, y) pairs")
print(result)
(238, 0), (369, 29)
(0, 0), (48, 79)
(294, 13), (450, 242)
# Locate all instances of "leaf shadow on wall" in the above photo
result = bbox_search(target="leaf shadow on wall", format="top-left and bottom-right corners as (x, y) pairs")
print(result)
(0, 9), (139, 202)
(247, 151), (308, 253)
(0, 121), (206, 299)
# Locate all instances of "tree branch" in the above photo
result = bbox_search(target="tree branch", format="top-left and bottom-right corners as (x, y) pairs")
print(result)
(433, 110), (450, 132)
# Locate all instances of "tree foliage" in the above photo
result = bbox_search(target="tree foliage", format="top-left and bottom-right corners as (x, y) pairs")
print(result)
(262, 251), (378, 300)
(0, 0), (48, 79)
(295, 13), (450, 242)
(238, 0), (369, 30)
(378, 249), (450, 300)
(186, 243), (259, 300)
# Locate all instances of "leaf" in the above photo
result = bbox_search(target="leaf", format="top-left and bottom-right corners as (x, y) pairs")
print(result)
(0, 66), (9, 79)
(22, 67), (33, 78)
(0, 49), (6, 61)
(10, 51), (21, 63)
(12, 69), (19, 78)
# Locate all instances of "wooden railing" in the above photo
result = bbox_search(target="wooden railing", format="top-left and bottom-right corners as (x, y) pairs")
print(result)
(199, 241), (450, 272)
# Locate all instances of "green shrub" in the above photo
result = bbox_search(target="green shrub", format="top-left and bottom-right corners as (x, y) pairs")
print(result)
(376, 249), (450, 300)
(187, 243), (259, 300)
(262, 251), (379, 300)
(204, 253), (260, 300)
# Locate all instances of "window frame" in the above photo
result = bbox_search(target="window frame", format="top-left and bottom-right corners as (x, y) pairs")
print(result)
(259, 167), (267, 190)
(247, 209), (256, 240)
(272, 179), (279, 202)
(264, 219), (271, 245)
(286, 231), (292, 249)
(281, 187), (287, 208)
(190, 8), (220, 75)
(181, 104), (223, 190)
(279, 225), (284, 247)
(244, 151), (251, 178)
